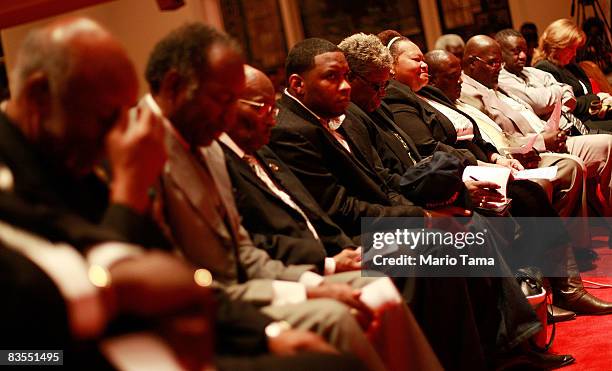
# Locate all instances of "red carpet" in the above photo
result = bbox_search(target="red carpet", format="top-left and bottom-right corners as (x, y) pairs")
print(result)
(547, 237), (612, 370)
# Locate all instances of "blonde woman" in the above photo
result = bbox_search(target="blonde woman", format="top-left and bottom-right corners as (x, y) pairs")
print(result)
(534, 18), (612, 133)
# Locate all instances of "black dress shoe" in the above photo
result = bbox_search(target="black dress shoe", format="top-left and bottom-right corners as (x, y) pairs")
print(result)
(525, 351), (575, 370)
(494, 350), (575, 370)
(556, 291), (612, 315)
(547, 304), (576, 323)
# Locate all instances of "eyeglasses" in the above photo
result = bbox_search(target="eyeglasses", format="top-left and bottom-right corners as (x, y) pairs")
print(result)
(348, 71), (390, 92)
(238, 99), (279, 117)
(473, 56), (502, 69)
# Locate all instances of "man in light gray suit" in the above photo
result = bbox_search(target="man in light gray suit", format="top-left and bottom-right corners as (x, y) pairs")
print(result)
(142, 23), (441, 371)
(459, 35), (590, 218)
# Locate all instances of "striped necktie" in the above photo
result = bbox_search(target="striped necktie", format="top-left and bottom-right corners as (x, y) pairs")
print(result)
(562, 112), (590, 135)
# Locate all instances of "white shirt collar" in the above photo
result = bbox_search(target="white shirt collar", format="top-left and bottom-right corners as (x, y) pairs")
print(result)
(218, 133), (246, 159)
(283, 89), (346, 130)
(501, 67), (530, 83)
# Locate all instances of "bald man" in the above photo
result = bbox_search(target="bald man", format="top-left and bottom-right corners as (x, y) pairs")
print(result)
(0, 17), (213, 367)
(0, 17), (187, 316)
(459, 36), (589, 215)
(426, 49), (580, 214)
(459, 36), (612, 315)
(2, 17), (167, 243)
(461, 35), (612, 216)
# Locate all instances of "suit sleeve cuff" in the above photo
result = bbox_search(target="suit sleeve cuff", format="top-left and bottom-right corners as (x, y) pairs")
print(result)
(271, 281), (307, 306)
(324, 257), (336, 275)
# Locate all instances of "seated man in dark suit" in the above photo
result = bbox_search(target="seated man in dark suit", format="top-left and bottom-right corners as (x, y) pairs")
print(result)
(0, 17), (361, 371)
(221, 65), (360, 273)
(269, 38), (432, 240)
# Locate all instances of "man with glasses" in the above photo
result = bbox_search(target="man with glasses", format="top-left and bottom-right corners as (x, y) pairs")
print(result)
(460, 35), (612, 219)
(461, 35), (572, 155)
(238, 98), (279, 118)
(220, 64), (361, 272)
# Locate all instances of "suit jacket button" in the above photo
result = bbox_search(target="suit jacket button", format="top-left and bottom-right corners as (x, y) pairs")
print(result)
(268, 163), (280, 172)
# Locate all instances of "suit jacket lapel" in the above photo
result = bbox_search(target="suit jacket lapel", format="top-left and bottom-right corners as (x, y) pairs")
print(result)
(337, 121), (376, 174)
(197, 141), (243, 238)
(280, 94), (381, 182)
(463, 77), (531, 134)
(165, 132), (231, 241)
(223, 144), (286, 204)
(256, 146), (322, 219)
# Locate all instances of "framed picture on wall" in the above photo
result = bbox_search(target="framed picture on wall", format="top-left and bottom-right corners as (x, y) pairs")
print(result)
(436, 0), (512, 40)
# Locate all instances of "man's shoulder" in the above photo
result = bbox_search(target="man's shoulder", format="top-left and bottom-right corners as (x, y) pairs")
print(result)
(459, 83), (486, 112)
(523, 66), (557, 82)
(533, 60), (558, 74)
(274, 105), (322, 141)
(460, 80), (482, 100)
(498, 68), (520, 82)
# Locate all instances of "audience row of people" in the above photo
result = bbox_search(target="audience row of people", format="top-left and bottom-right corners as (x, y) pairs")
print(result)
(1, 15), (611, 370)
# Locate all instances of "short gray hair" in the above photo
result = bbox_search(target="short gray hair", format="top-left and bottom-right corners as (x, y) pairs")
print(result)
(434, 34), (465, 51)
(10, 27), (71, 99)
(11, 18), (109, 100)
(338, 33), (392, 75)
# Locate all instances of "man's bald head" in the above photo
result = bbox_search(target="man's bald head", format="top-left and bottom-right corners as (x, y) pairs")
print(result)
(244, 64), (275, 99)
(7, 17), (138, 176)
(425, 50), (455, 80)
(228, 65), (277, 154)
(425, 50), (463, 102)
(462, 35), (503, 89)
(463, 35), (499, 64)
(12, 18), (135, 99)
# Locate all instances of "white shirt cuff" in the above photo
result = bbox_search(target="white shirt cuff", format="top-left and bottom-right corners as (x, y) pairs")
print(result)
(101, 332), (188, 371)
(86, 242), (144, 269)
(0, 221), (106, 340)
(324, 257), (336, 275)
(271, 280), (307, 306)
(534, 135), (547, 152)
(298, 271), (325, 288)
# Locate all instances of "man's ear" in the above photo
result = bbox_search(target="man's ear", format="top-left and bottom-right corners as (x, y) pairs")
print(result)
(287, 74), (305, 96)
(428, 75), (437, 87)
(159, 69), (187, 103)
(464, 56), (475, 72)
(22, 71), (51, 120)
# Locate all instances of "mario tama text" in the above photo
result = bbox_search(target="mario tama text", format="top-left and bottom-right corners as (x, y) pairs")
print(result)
(371, 253), (494, 267)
